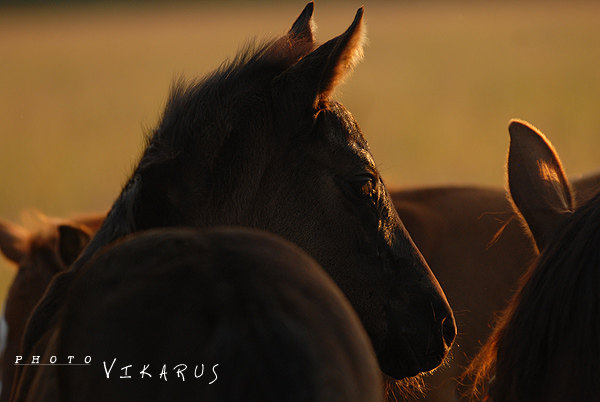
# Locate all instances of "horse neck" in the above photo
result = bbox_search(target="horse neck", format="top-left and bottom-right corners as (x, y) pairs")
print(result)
(493, 192), (600, 401)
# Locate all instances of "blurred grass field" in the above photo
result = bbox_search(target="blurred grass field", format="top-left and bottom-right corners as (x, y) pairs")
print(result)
(1, 1), (599, 301)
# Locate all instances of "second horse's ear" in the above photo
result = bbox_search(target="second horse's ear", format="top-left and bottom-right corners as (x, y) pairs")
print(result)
(507, 119), (574, 251)
(58, 224), (91, 267)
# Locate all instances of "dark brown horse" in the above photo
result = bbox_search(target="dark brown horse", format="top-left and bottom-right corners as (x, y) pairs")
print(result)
(0, 213), (104, 401)
(17, 228), (383, 401)
(391, 170), (600, 401)
(463, 120), (600, 401)
(14, 4), (455, 398)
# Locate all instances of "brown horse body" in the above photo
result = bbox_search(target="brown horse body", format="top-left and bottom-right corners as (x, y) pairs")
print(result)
(464, 120), (600, 401)
(14, 4), (455, 399)
(392, 172), (600, 400)
(392, 186), (533, 400)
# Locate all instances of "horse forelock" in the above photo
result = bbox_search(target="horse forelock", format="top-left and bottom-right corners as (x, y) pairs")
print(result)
(465, 190), (600, 401)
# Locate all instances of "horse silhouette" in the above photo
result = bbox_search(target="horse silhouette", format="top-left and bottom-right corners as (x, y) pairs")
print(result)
(14, 4), (455, 400)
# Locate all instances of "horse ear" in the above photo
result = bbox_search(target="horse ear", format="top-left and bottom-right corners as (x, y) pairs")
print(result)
(0, 219), (30, 265)
(268, 2), (315, 65)
(58, 224), (91, 267)
(273, 7), (365, 111)
(507, 119), (574, 250)
(289, 2), (315, 43)
(73, 213), (106, 234)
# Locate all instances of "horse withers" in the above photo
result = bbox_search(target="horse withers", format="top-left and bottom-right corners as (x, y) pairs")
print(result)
(464, 120), (600, 401)
(20, 228), (383, 402)
(0, 213), (104, 401)
(16, 3), (455, 398)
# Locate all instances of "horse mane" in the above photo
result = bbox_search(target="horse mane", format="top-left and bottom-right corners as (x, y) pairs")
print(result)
(141, 38), (304, 170)
(464, 191), (600, 401)
(73, 36), (313, 272)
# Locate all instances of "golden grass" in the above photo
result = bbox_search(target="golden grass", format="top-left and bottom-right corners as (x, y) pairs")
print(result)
(1, 1), (599, 299)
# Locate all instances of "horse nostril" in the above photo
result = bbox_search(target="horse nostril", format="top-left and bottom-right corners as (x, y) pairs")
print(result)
(441, 314), (457, 348)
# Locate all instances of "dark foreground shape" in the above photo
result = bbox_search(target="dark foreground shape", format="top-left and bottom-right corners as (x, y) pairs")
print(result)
(17, 3), (455, 393)
(25, 228), (382, 402)
(464, 119), (600, 401)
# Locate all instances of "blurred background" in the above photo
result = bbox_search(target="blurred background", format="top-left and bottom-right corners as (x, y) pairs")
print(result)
(1, 0), (599, 298)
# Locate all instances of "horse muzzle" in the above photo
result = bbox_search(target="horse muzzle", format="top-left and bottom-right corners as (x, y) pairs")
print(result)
(378, 299), (456, 379)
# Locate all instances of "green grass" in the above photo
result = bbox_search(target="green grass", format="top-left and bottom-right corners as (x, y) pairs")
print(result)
(1, 1), (599, 300)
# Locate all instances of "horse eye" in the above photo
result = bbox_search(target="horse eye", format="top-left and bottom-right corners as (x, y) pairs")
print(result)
(352, 174), (376, 198)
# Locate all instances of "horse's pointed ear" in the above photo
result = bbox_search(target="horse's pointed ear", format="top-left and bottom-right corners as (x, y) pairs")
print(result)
(0, 219), (30, 265)
(507, 119), (574, 251)
(273, 7), (365, 111)
(268, 2), (315, 65)
(289, 2), (315, 43)
(58, 224), (91, 268)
